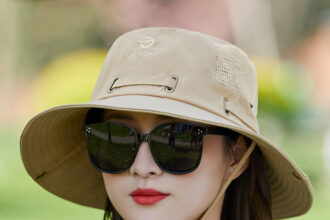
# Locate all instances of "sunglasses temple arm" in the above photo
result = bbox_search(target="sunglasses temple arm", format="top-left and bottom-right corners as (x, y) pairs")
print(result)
(107, 123), (112, 143)
(200, 141), (256, 220)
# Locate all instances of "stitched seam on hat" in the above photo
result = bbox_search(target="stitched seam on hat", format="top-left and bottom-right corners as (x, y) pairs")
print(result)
(224, 110), (257, 132)
(91, 93), (248, 130)
(35, 141), (85, 180)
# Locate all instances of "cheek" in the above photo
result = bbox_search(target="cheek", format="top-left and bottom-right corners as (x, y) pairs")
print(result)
(200, 135), (229, 178)
(201, 135), (229, 173)
(169, 135), (229, 217)
(102, 173), (114, 196)
(102, 173), (130, 212)
(197, 135), (228, 194)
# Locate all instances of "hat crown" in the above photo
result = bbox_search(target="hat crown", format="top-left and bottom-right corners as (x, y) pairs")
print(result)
(92, 27), (259, 131)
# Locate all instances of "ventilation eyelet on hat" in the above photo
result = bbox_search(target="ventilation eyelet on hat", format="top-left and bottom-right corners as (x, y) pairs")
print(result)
(223, 97), (230, 116)
(108, 78), (119, 93)
(165, 75), (178, 93)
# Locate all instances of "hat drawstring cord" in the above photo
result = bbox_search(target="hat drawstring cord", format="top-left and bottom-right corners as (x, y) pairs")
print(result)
(200, 141), (256, 220)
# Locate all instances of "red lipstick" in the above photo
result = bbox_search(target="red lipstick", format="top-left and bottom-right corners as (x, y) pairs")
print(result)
(130, 188), (169, 205)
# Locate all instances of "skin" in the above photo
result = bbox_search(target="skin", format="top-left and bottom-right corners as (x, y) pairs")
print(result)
(102, 110), (249, 220)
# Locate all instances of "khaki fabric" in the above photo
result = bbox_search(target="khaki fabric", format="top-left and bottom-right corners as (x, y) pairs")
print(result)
(20, 27), (313, 219)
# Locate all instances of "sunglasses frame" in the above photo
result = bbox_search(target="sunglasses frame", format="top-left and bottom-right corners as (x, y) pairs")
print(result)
(83, 121), (236, 175)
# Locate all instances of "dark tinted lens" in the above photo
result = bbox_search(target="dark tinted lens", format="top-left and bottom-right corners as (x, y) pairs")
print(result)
(84, 123), (137, 173)
(149, 123), (205, 173)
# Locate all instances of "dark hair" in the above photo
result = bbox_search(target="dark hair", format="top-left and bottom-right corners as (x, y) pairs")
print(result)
(221, 135), (272, 220)
(85, 108), (272, 220)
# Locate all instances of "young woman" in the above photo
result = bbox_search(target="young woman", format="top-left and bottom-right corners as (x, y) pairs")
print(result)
(20, 27), (313, 220)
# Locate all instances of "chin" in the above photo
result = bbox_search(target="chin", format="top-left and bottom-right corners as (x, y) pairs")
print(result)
(118, 202), (195, 220)
(121, 207), (198, 220)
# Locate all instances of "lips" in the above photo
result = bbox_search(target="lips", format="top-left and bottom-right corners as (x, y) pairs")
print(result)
(130, 188), (169, 205)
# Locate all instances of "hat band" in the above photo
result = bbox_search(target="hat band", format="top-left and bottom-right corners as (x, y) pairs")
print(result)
(93, 73), (259, 132)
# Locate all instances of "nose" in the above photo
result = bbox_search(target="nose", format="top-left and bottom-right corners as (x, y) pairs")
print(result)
(130, 141), (163, 177)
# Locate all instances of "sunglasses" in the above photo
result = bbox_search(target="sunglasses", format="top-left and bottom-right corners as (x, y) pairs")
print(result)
(83, 122), (233, 175)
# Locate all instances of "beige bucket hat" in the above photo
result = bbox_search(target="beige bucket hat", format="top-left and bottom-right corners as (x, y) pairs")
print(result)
(20, 27), (313, 219)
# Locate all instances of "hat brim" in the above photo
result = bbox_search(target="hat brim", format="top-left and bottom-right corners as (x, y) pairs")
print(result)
(20, 95), (313, 219)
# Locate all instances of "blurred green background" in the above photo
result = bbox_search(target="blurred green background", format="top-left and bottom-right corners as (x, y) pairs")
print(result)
(1, 0), (330, 219)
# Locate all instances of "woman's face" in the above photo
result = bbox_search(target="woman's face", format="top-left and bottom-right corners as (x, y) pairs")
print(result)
(102, 110), (236, 220)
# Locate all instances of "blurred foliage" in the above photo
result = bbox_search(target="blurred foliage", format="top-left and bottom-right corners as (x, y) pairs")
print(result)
(253, 57), (319, 132)
(271, 0), (330, 56)
(14, 0), (104, 76)
(0, 128), (103, 220)
(29, 48), (107, 111)
(302, 0), (330, 36)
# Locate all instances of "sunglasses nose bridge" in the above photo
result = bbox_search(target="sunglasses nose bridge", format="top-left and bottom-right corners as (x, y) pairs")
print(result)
(135, 133), (149, 151)
(130, 132), (164, 177)
(138, 133), (150, 143)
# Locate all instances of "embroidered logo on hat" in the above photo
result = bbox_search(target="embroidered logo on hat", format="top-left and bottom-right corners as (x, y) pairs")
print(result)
(138, 36), (155, 48)
(128, 36), (158, 58)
